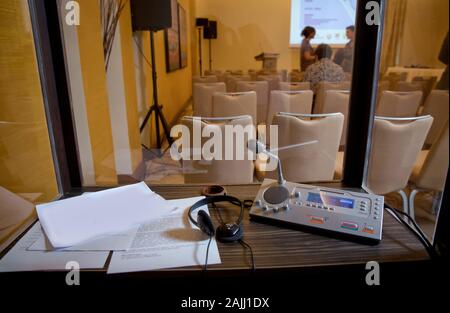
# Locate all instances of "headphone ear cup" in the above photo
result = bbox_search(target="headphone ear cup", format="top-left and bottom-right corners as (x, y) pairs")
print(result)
(216, 224), (243, 243)
(196, 210), (215, 237)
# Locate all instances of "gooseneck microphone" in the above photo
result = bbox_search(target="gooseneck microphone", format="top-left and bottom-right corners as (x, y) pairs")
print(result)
(247, 139), (285, 185)
(247, 138), (319, 207)
(247, 139), (318, 185)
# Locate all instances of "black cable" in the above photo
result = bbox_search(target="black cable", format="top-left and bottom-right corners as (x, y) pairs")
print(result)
(384, 205), (431, 249)
(239, 239), (256, 272)
(211, 200), (256, 272)
(387, 205), (431, 248)
(384, 206), (437, 259)
(203, 236), (213, 271)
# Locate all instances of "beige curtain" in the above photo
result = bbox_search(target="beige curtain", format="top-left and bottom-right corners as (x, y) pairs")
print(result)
(379, 0), (407, 74)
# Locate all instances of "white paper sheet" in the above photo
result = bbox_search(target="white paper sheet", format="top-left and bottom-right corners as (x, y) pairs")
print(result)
(36, 182), (174, 248)
(0, 222), (109, 272)
(27, 227), (137, 251)
(107, 197), (222, 274)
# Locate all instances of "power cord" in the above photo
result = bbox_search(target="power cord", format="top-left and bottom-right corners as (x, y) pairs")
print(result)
(384, 204), (437, 259)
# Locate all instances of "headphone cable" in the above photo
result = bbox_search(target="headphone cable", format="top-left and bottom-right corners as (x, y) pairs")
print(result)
(203, 236), (213, 272)
(239, 239), (256, 272)
(211, 201), (256, 272)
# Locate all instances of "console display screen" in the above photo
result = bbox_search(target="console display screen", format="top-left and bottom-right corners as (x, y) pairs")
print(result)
(307, 192), (354, 209)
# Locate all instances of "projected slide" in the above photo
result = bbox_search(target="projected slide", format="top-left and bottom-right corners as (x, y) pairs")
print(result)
(290, 0), (357, 46)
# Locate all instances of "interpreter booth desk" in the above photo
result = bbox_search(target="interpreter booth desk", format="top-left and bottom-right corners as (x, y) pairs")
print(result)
(0, 183), (430, 286)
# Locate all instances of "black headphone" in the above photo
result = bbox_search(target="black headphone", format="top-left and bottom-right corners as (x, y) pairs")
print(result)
(188, 195), (244, 243)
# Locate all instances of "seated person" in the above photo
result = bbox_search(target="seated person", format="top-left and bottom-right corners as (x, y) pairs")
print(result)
(303, 44), (345, 94)
(333, 48), (345, 66)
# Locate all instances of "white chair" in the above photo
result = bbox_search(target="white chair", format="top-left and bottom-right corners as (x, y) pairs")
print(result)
(192, 75), (218, 84)
(409, 123), (449, 219)
(376, 90), (422, 117)
(266, 90), (313, 125)
(257, 74), (282, 92)
(279, 82), (311, 91)
(256, 112), (344, 182)
(236, 81), (269, 124)
(322, 90), (350, 146)
(204, 70), (225, 82)
(365, 116), (433, 213)
(181, 115), (255, 184)
(421, 90), (449, 146)
(193, 83), (226, 117)
(314, 81), (351, 114)
(212, 91), (257, 126)
(225, 75), (251, 92)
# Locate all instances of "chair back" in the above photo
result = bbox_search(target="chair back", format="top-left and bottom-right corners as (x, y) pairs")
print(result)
(366, 116), (433, 194)
(181, 115), (255, 184)
(236, 81), (269, 124)
(279, 82), (311, 91)
(225, 75), (251, 92)
(212, 91), (257, 125)
(264, 112), (344, 182)
(314, 81), (351, 114)
(193, 82), (226, 117)
(322, 90), (350, 146)
(266, 90), (313, 125)
(411, 123), (449, 191)
(422, 90), (449, 146)
(376, 90), (423, 117)
(192, 75), (218, 84)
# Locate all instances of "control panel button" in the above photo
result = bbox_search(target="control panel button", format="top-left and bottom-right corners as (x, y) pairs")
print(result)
(294, 191), (301, 198)
(363, 226), (375, 234)
(255, 200), (262, 207)
(309, 216), (325, 224)
(341, 221), (358, 230)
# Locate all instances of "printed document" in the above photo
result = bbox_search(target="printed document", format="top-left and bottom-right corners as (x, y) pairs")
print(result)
(107, 197), (221, 274)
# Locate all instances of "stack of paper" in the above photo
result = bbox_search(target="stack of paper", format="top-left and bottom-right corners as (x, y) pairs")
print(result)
(0, 222), (109, 272)
(36, 182), (173, 248)
(0, 183), (222, 273)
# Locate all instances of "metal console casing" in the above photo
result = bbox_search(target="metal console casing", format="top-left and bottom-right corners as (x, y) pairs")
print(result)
(249, 179), (384, 242)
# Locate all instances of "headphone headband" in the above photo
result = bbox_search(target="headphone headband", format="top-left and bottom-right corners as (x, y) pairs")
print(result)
(188, 195), (244, 227)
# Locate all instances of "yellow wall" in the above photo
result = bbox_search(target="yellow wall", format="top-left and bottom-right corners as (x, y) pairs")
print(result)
(399, 0), (448, 69)
(136, 0), (195, 147)
(194, 0), (298, 73)
(0, 0), (58, 203)
(77, 0), (117, 185)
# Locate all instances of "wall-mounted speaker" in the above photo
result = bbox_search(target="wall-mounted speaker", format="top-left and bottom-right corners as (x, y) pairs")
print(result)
(196, 18), (209, 28)
(130, 0), (172, 31)
(204, 21), (217, 39)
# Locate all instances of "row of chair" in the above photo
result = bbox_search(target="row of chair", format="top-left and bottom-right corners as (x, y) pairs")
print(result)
(179, 112), (448, 219)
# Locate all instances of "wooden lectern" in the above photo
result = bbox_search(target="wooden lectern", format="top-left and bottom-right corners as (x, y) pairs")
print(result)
(255, 52), (280, 72)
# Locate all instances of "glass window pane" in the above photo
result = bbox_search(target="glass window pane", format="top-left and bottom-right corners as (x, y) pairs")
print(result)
(364, 0), (448, 241)
(60, 0), (360, 187)
(0, 0), (60, 245)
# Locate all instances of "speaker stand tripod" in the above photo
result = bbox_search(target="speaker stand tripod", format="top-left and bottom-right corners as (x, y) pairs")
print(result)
(139, 30), (173, 154)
